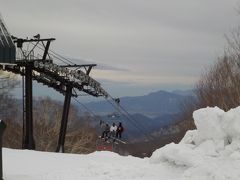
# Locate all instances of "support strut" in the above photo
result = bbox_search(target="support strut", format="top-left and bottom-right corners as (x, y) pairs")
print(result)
(56, 85), (72, 153)
(23, 63), (35, 150)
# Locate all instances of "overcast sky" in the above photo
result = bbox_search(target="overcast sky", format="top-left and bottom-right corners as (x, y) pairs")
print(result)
(1, 0), (240, 98)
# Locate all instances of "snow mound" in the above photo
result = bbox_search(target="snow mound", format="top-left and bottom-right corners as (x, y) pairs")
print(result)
(4, 106), (240, 180)
(150, 106), (240, 179)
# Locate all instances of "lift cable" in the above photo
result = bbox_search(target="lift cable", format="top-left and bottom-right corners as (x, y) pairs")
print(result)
(73, 89), (153, 142)
(29, 43), (156, 142)
(45, 48), (155, 141)
(73, 97), (102, 122)
(48, 49), (76, 65)
(74, 96), (152, 142)
(105, 96), (155, 141)
(29, 42), (73, 66)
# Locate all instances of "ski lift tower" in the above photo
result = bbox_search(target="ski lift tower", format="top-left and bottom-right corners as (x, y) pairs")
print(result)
(0, 16), (108, 152)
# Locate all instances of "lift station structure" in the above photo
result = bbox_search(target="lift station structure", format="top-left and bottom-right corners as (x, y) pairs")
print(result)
(0, 16), (109, 152)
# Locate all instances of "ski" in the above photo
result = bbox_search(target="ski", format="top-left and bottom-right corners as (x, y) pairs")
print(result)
(99, 136), (126, 144)
(108, 137), (127, 144)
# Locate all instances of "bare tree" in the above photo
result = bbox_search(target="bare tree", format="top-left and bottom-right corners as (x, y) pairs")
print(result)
(195, 26), (240, 111)
(177, 25), (240, 131)
(0, 70), (21, 148)
(3, 96), (98, 153)
(32, 97), (98, 153)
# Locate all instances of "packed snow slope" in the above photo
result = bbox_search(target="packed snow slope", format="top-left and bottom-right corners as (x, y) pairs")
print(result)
(4, 106), (240, 180)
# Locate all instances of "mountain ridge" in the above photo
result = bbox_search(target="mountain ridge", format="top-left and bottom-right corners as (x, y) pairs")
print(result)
(81, 90), (194, 117)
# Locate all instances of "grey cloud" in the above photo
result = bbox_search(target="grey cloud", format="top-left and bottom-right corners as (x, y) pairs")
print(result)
(1, 0), (239, 96)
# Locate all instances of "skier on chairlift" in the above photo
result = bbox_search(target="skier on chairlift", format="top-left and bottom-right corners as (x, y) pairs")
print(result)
(110, 123), (117, 138)
(116, 122), (124, 139)
(101, 123), (110, 140)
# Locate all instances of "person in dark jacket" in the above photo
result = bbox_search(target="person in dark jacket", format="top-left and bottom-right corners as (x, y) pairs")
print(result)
(116, 122), (124, 139)
(101, 123), (110, 139)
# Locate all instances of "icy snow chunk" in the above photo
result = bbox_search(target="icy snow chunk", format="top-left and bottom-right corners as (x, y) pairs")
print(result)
(180, 130), (197, 145)
(197, 140), (218, 157)
(150, 143), (202, 167)
(151, 106), (240, 169)
(150, 106), (240, 180)
(230, 151), (240, 159)
(221, 139), (240, 157)
(193, 106), (240, 145)
(193, 107), (226, 144)
(222, 107), (240, 139)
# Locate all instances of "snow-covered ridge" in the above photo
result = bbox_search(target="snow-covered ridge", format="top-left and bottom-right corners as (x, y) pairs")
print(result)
(150, 106), (240, 179)
(4, 106), (240, 180)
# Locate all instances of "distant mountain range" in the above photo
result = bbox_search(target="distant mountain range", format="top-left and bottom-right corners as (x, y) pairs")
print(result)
(82, 90), (194, 117)
(98, 113), (181, 141)
(76, 90), (195, 142)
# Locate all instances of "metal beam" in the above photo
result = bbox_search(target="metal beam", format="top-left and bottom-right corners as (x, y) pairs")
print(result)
(0, 120), (6, 180)
(56, 85), (72, 153)
(86, 66), (93, 75)
(42, 40), (51, 61)
(60, 64), (96, 68)
(23, 63), (35, 150)
(12, 37), (56, 43)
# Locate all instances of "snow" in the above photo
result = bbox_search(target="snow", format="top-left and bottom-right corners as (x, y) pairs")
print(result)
(4, 106), (240, 180)
(150, 106), (240, 179)
(3, 149), (180, 180)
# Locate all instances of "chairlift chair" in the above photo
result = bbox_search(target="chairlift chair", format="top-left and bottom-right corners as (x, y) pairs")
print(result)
(107, 97), (121, 119)
(107, 112), (121, 119)
(96, 138), (114, 151)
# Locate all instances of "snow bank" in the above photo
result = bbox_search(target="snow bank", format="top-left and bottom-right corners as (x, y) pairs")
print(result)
(4, 106), (240, 180)
(150, 106), (240, 179)
(3, 148), (180, 180)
